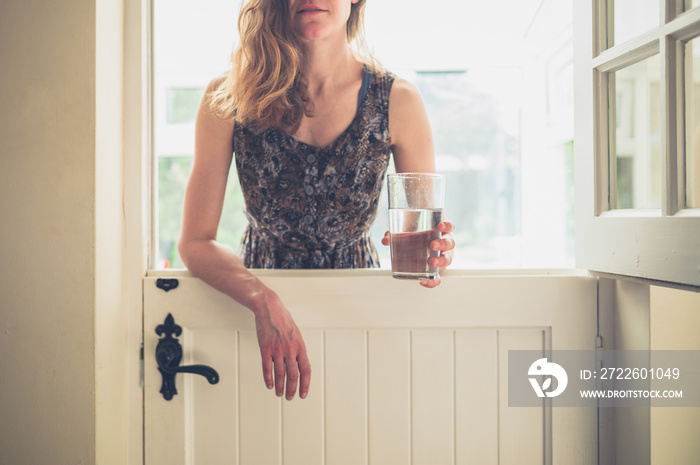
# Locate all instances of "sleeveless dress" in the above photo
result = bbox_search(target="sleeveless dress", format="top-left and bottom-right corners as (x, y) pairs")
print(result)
(233, 69), (395, 269)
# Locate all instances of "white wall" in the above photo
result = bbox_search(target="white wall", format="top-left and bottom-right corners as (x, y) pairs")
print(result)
(0, 0), (132, 463)
(0, 0), (96, 462)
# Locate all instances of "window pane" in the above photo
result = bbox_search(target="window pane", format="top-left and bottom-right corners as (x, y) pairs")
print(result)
(683, 0), (700, 11)
(166, 87), (204, 124)
(610, 55), (662, 210)
(415, 71), (522, 268)
(685, 38), (700, 208)
(611, 0), (659, 46)
(157, 156), (248, 269)
(153, 0), (241, 269)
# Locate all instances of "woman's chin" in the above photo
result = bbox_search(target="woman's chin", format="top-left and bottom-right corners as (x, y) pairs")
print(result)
(294, 25), (345, 43)
(296, 30), (328, 42)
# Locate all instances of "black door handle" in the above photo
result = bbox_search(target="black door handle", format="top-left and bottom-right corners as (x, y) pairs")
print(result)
(155, 313), (220, 400)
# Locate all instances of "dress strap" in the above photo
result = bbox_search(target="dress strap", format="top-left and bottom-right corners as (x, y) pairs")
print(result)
(372, 70), (396, 104)
(357, 67), (372, 112)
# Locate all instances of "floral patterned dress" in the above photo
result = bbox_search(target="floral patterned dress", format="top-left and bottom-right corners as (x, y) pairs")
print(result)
(233, 69), (395, 269)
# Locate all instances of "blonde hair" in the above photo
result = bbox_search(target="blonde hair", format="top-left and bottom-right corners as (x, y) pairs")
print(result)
(209, 0), (374, 131)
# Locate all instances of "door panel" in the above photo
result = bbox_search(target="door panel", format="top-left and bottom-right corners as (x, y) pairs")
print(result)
(366, 330), (410, 464)
(144, 271), (597, 465)
(456, 329), (498, 464)
(411, 329), (455, 465)
(326, 330), (368, 465)
(189, 329), (239, 465)
(499, 329), (548, 464)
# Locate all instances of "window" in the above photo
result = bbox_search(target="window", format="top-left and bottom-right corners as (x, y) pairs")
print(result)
(152, 0), (575, 270)
(574, 0), (700, 287)
(166, 87), (204, 124)
(685, 34), (700, 207)
(610, 55), (662, 210)
(152, 0), (242, 268)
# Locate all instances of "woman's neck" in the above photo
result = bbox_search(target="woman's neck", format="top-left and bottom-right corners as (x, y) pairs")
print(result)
(301, 36), (360, 90)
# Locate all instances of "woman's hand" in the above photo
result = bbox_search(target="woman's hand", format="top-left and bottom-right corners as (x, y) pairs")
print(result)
(253, 291), (311, 400)
(381, 220), (456, 288)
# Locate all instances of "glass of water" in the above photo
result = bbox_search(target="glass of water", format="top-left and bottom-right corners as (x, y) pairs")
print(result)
(387, 173), (446, 280)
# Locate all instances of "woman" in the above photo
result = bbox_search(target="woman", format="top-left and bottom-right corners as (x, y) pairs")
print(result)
(179, 0), (456, 401)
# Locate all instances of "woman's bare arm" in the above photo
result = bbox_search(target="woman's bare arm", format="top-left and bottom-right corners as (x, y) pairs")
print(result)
(386, 77), (456, 287)
(178, 79), (311, 400)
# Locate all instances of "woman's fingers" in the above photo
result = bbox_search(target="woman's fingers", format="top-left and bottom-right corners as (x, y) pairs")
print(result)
(255, 305), (310, 400)
(430, 252), (452, 269)
(381, 230), (391, 246)
(420, 277), (441, 288)
(274, 354), (286, 397)
(265, 350), (310, 400)
(261, 351), (274, 390)
(284, 356), (299, 400)
(430, 237), (455, 267)
(283, 340), (308, 400)
(431, 235), (456, 253)
(430, 221), (455, 270)
(297, 351), (312, 399)
(439, 221), (455, 233)
(385, 220), (456, 288)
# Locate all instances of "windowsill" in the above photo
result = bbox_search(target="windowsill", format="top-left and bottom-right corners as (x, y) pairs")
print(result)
(146, 267), (592, 279)
(145, 268), (700, 293)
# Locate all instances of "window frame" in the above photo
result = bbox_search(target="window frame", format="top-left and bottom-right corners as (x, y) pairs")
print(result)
(575, 0), (700, 288)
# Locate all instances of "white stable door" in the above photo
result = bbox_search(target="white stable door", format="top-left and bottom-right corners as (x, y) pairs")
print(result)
(143, 270), (597, 465)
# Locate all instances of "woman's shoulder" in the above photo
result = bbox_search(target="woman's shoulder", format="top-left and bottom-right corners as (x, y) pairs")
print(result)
(204, 72), (237, 125)
(204, 73), (230, 100)
(387, 75), (424, 112)
(386, 74), (432, 152)
(196, 73), (236, 140)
